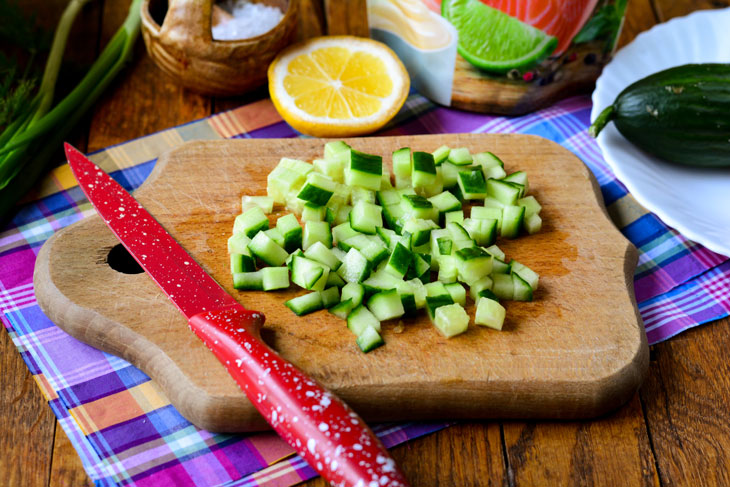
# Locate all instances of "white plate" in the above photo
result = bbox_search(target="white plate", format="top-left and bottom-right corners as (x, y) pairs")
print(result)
(591, 8), (730, 257)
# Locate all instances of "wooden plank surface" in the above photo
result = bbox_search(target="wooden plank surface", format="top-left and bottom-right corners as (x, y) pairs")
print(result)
(2, 0), (730, 486)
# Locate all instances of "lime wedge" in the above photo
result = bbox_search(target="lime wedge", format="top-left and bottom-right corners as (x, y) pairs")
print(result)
(442, 0), (558, 73)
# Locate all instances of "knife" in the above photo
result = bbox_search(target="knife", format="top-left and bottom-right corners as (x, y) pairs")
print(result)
(64, 143), (408, 487)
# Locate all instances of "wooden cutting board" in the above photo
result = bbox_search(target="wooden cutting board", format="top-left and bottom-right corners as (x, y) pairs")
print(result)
(34, 134), (648, 433)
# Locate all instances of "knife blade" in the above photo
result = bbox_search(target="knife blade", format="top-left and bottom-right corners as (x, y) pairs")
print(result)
(64, 143), (408, 487)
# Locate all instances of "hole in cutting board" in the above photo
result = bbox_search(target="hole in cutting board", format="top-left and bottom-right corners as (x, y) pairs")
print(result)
(107, 244), (144, 274)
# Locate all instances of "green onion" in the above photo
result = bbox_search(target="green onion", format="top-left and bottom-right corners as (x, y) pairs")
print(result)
(0, 0), (142, 218)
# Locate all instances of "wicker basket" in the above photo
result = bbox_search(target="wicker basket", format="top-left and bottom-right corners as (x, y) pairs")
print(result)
(141, 0), (300, 96)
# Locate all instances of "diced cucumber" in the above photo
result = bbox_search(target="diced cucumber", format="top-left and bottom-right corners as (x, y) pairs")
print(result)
(338, 248), (370, 283)
(483, 196), (505, 209)
(469, 275), (494, 301)
(483, 164), (507, 180)
(320, 286), (341, 308)
(332, 222), (361, 247)
(400, 194), (437, 221)
(377, 189), (401, 207)
(291, 255), (328, 290)
(262, 267), (289, 291)
(329, 298), (355, 319)
(347, 305), (381, 334)
(382, 203), (405, 232)
(285, 292), (324, 316)
(475, 297), (506, 330)
(326, 271), (346, 287)
(267, 158), (312, 203)
(350, 200), (383, 235)
(356, 325), (384, 353)
(492, 273), (514, 300)
(228, 233), (252, 255)
(325, 140), (352, 162)
(436, 237), (453, 256)
(341, 282), (365, 307)
(433, 303), (469, 338)
(264, 227), (286, 248)
(457, 168), (488, 199)
(411, 151), (437, 188)
(335, 205), (353, 225)
(392, 147), (412, 180)
(275, 213), (302, 252)
(406, 253), (431, 282)
(491, 257), (511, 274)
(297, 173), (336, 206)
(286, 249), (304, 270)
(406, 278), (427, 309)
(440, 162), (459, 189)
(304, 241), (341, 270)
(363, 269), (403, 295)
(472, 151), (504, 168)
(233, 270), (264, 290)
(425, 294), (454, 319)
(303, 221), (332, 250)
(231, 252), (256, 273)
(471, 206), (502, 227)
(483, 244), (505, 261)
(233, 207), (270, 238)
(512, 272), (533, 302)
(463, 218), (497, 247)
(425, 281), (450, 298)
(455, 247), (492, 285)
(428, 191), (462, 218)
(503, 171), (529, 195)
(248, 231), (288, 266)
(486, 179), (521, 205)
(524, 213), (542, 235)
(313, 158), (344, 184)
(351, 187), (375, 205)
(376, 227), (397, 246)
(517, 195), (541, 218)
(368, 289), (405, 321)
(241, 195), (274, 214)
(510, 261), (539, 290)
(432, 145), (450, 165)
(437, 255), (458, 283)
(444, 210), (464, 225)
(402, 218), (438, 246)
(345, 149), (382, 191)
(384, 242), (413, 279)
(302, 203), (326, 222)
(500, 205), (525, 239)
(447, 147), (473, 166)
(444, 282), (466, 305)
(446, 221), (470, 241)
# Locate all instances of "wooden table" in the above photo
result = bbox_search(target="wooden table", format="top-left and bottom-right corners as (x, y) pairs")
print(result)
(2, 1), (729, 485)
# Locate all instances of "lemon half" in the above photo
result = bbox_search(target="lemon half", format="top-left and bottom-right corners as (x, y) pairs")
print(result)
(268, 36), (410, 137)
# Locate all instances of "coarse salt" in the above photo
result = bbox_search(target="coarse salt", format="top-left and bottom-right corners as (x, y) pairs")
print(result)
(212, 0), (284, 40)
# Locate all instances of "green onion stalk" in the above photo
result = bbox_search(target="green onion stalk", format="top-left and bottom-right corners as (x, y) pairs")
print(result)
(0, 0), (142, 219)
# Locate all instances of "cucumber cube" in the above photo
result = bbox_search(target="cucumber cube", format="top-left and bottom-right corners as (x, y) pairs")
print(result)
(433, 303), (469, 338)
(469, 276), (494, 301)
(329, 298), (356, 319)
(412, 151), (437, 188)
(233, 206), (270, 238)
(351, 187), (376, 204)
(440, 162), (459, 188)
(345, 149), (382, 191)
(276, 213), (302, 252)
(472, 151), (504, 168)
(425, 294), (455, 320)
(524, 213), (542, 235)
(341, 282), (365, 307)
(302, 203), (326, 222)
(432, 145), (450, 165)
(356, 325), (384, 353)
(512, 272), (533, 302)
(510, 261), (539, 290)
(392, 147), (412, 179)
(267, 158), (313, 203)
(444, 282), (466, 305)
(241, 196), (274, 214)
(304, 241), (342, 270)
(338, 248), (370, 283)
(437, 255), (458, 283)
(325, 140), (352, 162)
(231, 252), (256, 273)
(291, 256), (329, 290)
(347, 305), (381, 334)
(503, 171), (529, 194)
(500, 205), (525, 239)
(303, 221), (332, 250)
(228, 233), (253, 255)
(285, 292), (324, 316)
(350, 200), (383, 235)
(233, 270), (264, 290)
(492, 273), (514, 300)
(487, 179), (521, 205)
(402, 218), (438, 246)
(444, 210), (464, 225)
(455, 247), (492, 284)
(332, 222), (361, 247)
(262, 267), (289, 291)
(384, 242), (413, 279)
(248, 231), (289, 266)
(475, 297), (506, 330)
(297, 173), (336, 206)
(457, 168), (487, 199)
(367, 289), (405, 321)
(428, 191), (462, 215)
(319, 286), (341, 308)
(447, 147), (473, 166)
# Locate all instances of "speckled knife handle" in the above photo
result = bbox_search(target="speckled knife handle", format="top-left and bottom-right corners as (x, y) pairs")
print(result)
(189, 306), (409, 487)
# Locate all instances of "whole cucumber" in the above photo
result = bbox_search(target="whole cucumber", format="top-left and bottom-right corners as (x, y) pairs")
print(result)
(590, 63), (730, 167)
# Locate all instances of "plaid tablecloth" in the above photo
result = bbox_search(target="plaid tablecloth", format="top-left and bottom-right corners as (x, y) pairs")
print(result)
(2, 93), (728, 487)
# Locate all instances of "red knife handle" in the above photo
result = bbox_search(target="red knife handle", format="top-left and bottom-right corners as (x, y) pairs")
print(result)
(189, 306), (409, 487)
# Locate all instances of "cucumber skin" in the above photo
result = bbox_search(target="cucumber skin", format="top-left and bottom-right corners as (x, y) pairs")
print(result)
(608, 64), (730, 167)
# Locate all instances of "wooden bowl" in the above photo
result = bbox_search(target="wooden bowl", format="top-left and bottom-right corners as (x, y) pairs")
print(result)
(141, 0), (299, 96)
